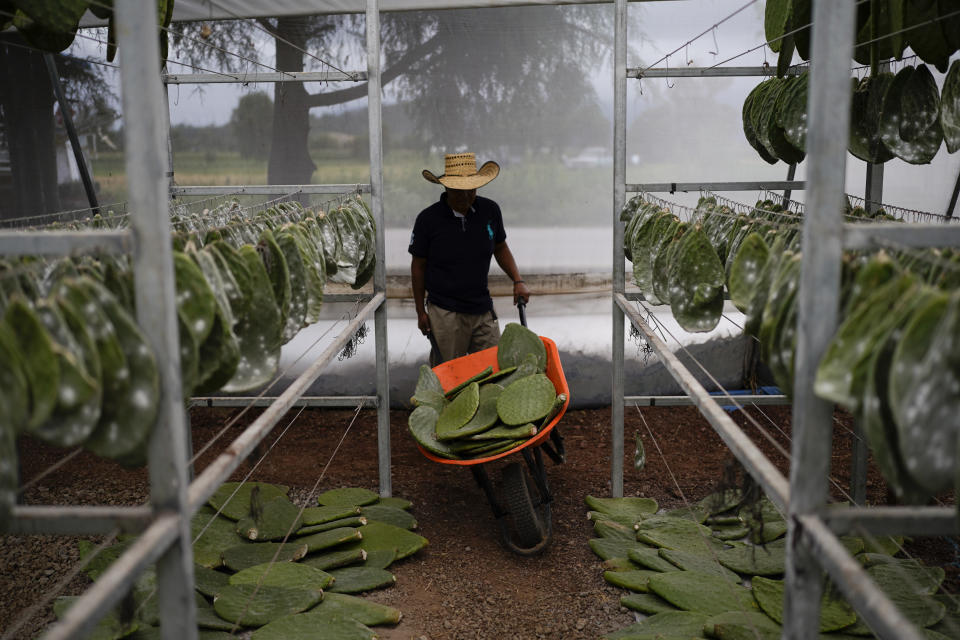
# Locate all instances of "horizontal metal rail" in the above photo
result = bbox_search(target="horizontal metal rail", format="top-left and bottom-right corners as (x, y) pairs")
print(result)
(798, 514), (925, 640)
(164, 71), (367, 84)
(627, 181), (805, 193)
(324, 293), (376, 303)
(843, 222), (960, 250)
(629, 65), (806, 78)
(41, 512), (180, 640)
(0, 230), (132, 256)
(190, 395), (377, 409)
(626, 394), (790, 406)
(616, 293), (790, 510)
(169, 184), (371, 197)
(5, 505), (153, 535)
(823, 505), (959, 537)
(187, 293), (384, 512)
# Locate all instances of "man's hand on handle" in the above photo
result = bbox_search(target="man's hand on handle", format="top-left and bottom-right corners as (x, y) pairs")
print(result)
(513, 280), (530, 305)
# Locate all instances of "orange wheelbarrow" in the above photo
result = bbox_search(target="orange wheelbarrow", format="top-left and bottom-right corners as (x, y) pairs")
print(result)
(419, 302), (569, 555)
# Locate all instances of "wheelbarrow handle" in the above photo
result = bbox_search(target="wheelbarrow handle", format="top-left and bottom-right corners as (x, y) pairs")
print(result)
(517, 299), (527, 328)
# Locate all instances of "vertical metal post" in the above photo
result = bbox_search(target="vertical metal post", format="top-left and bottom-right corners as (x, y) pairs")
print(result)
(784, 1), (855, 639)
(946, 166), (960, 220)
(43, 53), (99, 214)
(864, 162), (884, 215)
(783, 163), (796, 203)
(367, 0), (391, 497)
(115, 2), (197, 639)
(611, 0), (628, 498)
(163, 77), (175, 191)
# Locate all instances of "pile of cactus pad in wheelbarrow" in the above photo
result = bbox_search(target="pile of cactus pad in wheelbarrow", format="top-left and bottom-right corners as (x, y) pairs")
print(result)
(407, 323), (566, 461)
(587, 490), (960, 639)
(56, 485), (427, 639)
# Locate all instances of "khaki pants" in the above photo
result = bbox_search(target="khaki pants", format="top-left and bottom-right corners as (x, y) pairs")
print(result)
(427, 305), (501, 367)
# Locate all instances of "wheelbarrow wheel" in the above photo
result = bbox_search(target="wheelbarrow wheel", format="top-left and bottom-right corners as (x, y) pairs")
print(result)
(501, 462), (545, 549)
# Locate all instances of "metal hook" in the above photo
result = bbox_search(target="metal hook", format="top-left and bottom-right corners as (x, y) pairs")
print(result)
(664, 54), (675, 89)
(709, 25), (719, 56)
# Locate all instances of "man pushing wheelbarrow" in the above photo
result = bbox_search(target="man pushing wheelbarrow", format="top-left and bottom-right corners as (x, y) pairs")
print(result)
(407, 153), (568, 555)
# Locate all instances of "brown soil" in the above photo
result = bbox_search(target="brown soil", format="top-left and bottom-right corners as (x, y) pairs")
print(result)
(4, 405), (958, 639)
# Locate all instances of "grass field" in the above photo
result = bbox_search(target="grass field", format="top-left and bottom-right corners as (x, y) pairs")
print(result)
(89, 150), (616, 227)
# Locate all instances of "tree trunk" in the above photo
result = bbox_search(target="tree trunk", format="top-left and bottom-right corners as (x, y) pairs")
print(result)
(267, 19), (316, 186)
(0, 35), (61, 221)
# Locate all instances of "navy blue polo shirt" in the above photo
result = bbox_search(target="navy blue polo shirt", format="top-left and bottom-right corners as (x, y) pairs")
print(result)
(409, 192), (507, 314)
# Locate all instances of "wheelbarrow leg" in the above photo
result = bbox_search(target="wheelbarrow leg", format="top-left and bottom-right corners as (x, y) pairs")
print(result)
(470, 464), (506, 518)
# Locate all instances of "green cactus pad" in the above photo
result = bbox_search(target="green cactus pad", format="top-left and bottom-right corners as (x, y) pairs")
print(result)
(667, 226), (726, 333)
(496, 374), (556, 426)
(360, 504), (417, 530)
(311, 592), (402, 625)
(436, 381), (480, 436)
(297, 516), (367, 536)
(317, 487), (380, 507)
(594, 518), (637, 541)
(751, 576), (856, 631)
(326, 566), (396, 593)
(620, 592), (680, 616)
(868, 563), (945, 595)
(649, 571), (757, 615)
(338, 520), (428, 560)
(601, 557), (636, 572)
(407, 405), (459, 459)
(82, 280), (160, 465)
(229, 562), (334, 591)
(588, 538), (653, 561)
(467, 422), (536, 441)
(412, 364), (446, 411)
(301, 548), (367, 571)
(703, 610), (782, 640)
(221, 542), (308, 572)
(219, 244), (283, 392)
(194, 309), (240, 395)
(53, 596), (139, 638)
(251, 612), (377, 640)
(658, 549), (740, 582)
(662, 505), (710, 523)
(376, 497), (412, 511)
(728, 232), (770, 313)
(213, 583), (323, 627)
(236, 496), (303, 541)
(497, 353), (540, 388)
(602, 611), (709, 640)
(208, 482), (290, 521)
(589, 510), (639, 528)
(194, 564), (230, 597)
(362, 548), (397, 570)
(173, 250), (217, 346)
(628, 547), (680, 573)
(301, 505), (362, 526)
(636, 517), (726, 555)
(192, 506), (248, 569)
(297, 527), (363, 552)
(0, 323), (30, 433)
(497, 322), (546, 371)
(483, 365), (517, 385)
(5, 297), (60, 431)
(585, 495), (658, 520)
(716, 539), (786, 576)
(438, 383), (503, 440)
(603, 569), (660, 592)
(274, 228), (309, 341)
(443, 365), (494, 398)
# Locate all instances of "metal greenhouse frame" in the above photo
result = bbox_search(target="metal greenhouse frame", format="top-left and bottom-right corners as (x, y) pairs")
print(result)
(611, 1), (960, 639)
(0, 1), (389, 638)
(4, 1), (959, 639)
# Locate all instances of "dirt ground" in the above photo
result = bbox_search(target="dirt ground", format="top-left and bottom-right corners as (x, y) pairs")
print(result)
(4, 404), (959, 639)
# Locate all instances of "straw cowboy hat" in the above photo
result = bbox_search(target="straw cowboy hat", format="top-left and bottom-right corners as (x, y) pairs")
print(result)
(422, 152), (500, 189)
